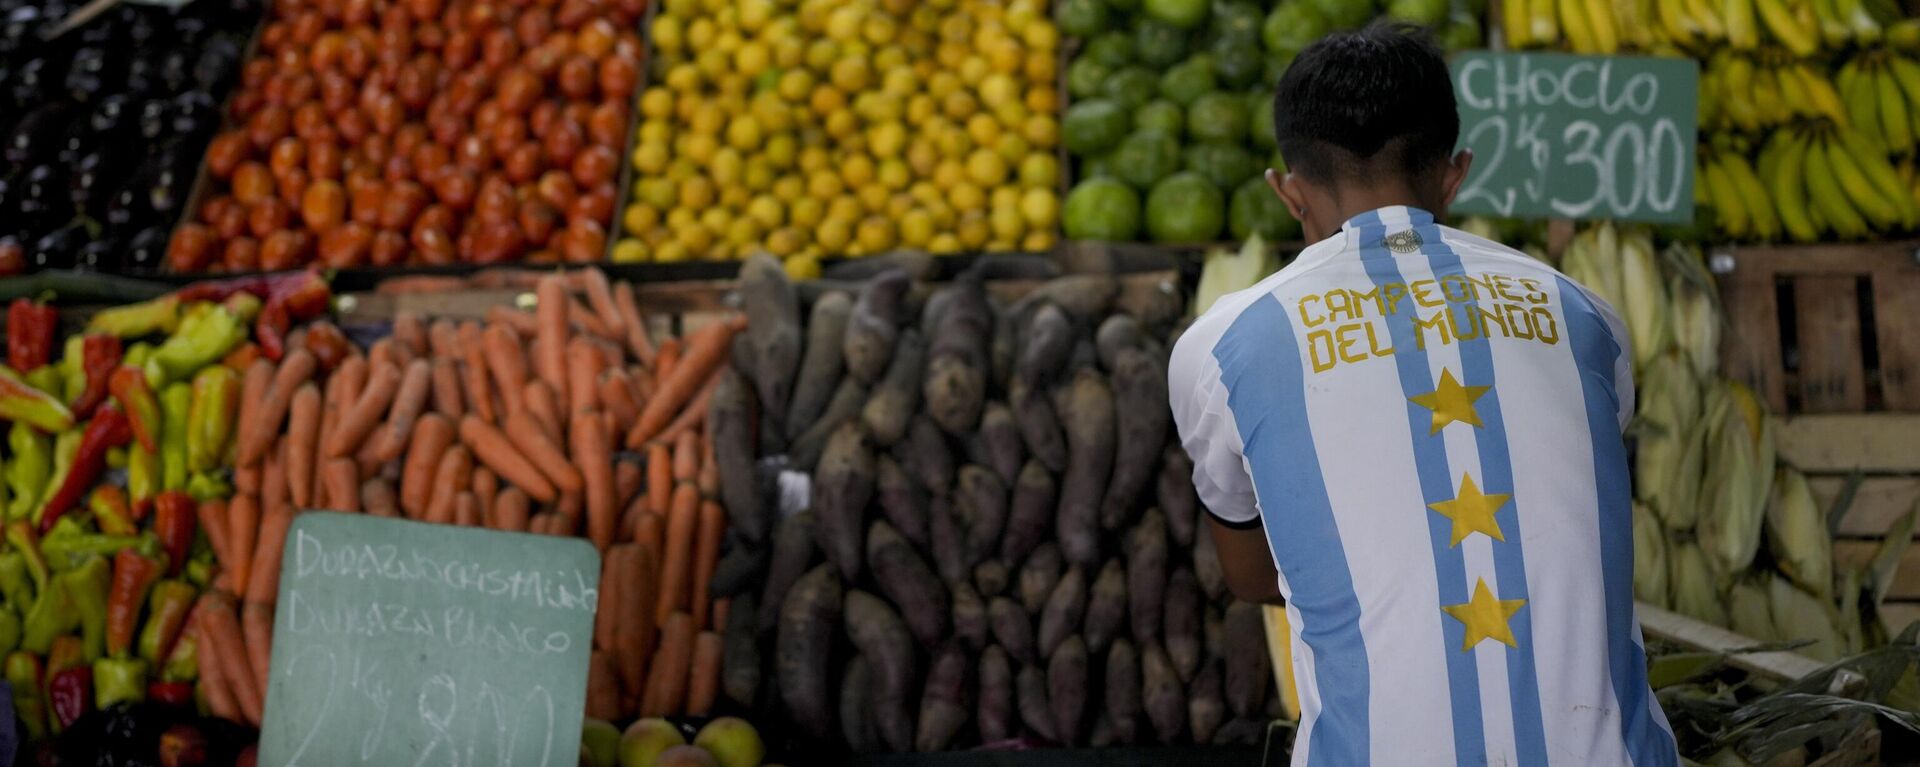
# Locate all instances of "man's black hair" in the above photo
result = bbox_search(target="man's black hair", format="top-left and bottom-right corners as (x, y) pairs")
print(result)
(1271, 22), (1459, 185)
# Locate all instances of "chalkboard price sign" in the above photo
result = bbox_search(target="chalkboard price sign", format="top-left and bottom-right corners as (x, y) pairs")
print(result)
(1449, 51), (1699, 223)
(258, 513), (600, 767)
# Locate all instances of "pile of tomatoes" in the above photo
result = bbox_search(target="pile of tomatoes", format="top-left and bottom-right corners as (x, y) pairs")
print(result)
(167, 0), (645, 272)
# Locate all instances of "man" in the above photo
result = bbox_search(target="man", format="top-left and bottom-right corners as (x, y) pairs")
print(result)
(1169, 24), (1679, 766)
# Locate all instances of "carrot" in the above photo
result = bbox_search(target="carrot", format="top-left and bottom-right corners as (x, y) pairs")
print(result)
(651, 338), (681, 394)
(536, 275), (570, 408)
(486, 304), (539, 338)
(632, 505), (664, 557)
(197, 498), (232, 569)
(613, 281), (657, 366)
(690, 499), (725, 627)
(227, 494), (259, 599)
(629, 317), (744, 447)
(375, 359), (432, 451)
(594, 546), (625, 651)
(424, 445), (474, 525)
(357, 424), (393, 476)
(650, 372), (718, 448)
(196, 594), (262, 724)
(572, 410), (616, 552)
(325, 361), (401, 459)
(615, 460), (643, 510)
(505, 409), (584, 495)
(392, 311), (428, 356)
(429, 357), (465, 420)
(585, 651), (621, 720)
(286, 384), (322, 508)
(194, 616), (241, 722)
(472, 466), (497, 529)
(656, 483), (699, 623)
(672, 429), (699, 483)
(568, 297), (617, 339)
(521, 380), (564, 447)
(453, 491), (480, 527)
(494, 487), (531, 532)
(322, 458), (359, 512)
(697, 434), (718, 500)
(261, 441), (288, 515)
(685, 631), (723, 716)
(458, 322), (497, 423)
(555, 492), (583, 529)
(400, 413), (455, 517)
(242, 601), (273, 703)
(483, 323), (530, 418)
(711, 598), (729, 634)
(616, 543), (658, 694)
(641, 612), (695, 717)
(599, 370), (640, 435)
(428, 319), (458, 359)
(234, 465), (260, 495)
(222, 343), (261, 372)
(459, 415), (558, 502)
(566, 337), (601, 415)
(571, 269), (626, 336)
(330, 356), (369, 413)
(246, 502), (293, 606)
(363, 478), (398, 518)
(646, 442), (671, 516)
(368, 337), (404, 372)
(238, 349), (315, 467)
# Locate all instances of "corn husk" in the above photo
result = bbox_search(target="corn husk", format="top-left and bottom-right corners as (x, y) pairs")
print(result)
(1664, 244), (1720, 380)
(1636, 354), (1706, 529)
(1726, 381), (1774, 512)
(1698, 383), (1765, 579)
(1765, 468), (1832, 600)
(1617, 226), (1669, 372)
(1727, 574), (1776, 642)
(1633, 502), (1670, 607)
(1767, 576), (1848, 662)
(1560, 230), (1617, 311)
(1670, 538), (1728, 627)
(1191, 235), (1279, 317)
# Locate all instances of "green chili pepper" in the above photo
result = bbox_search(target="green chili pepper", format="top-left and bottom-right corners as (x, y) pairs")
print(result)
(26, 365), (62, 400)
(41, 523), (158, 572)
(58, 554), (110, 661)
(151, 306), (246, 385)
(0, 608), (18, 656)
(186, 473), (231, 503)
(21, 575), (75, 653)
(88, 486), (136, 537)
(159, 629), (196, 682)
(87, 296), (181, 339)
(0, 367), (76, 434)
(160, 382), (191, 491)
(138, 580), (195, 665)
(0, 552), (31, 608)
(7, 423), (51, 521)
(4, 521), (48, 594)
(123, 342), (152, 369)
(92, 657), (147, 708)
(186, 366), (238, 474)
(7, 651), (47, 740)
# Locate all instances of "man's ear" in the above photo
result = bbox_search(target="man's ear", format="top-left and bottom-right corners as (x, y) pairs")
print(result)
(1439, 149), (1474, 207)
(1268, 168), (1309, 220)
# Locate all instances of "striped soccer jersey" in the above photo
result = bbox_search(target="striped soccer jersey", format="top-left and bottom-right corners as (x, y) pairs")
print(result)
(1169, 206), (1678, 766)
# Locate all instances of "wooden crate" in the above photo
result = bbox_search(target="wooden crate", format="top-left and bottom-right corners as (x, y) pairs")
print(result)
(1718, 241), (1920, 414)
(1774, 414), (1920, 634)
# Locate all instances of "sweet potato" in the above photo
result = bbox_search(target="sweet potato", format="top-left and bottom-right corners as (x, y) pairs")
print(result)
(873, 455), (927, 548)
(1129, 508), (1169, 643)
(1009, 380), (1066, 473)
(788, 378), (867, 471)
(1037, 567), (1087, 659)
(989, 596), (1036, 665)
(915, 643), (972, 752)
(1048, 636), (1089, 746)
(721, 590), (761, 708)
(927, 495), (967, 585)
(776, 564), (842, 741)
(973, 403), (1024, 487)
(972, 559), (1009, 597)
(860, 328), (924, 447)
(866, 520), (948, 647)
(739, 255), (802, 432)
(1205, 605), (1223, 662)
(1001, 460), (1056, 566)
(1094, 314), (1144, 372)
(1017, 664), (1054, 741)
(1193, 521), (1227, 601)
(954, 464), (1006, 569)
(812, 422), (874, 579)
(786, 293), (851, 436)
(1106, 638), (1142, 746)
(922, 278), (991, 435)
(1158, 446), (1198, 548)
(1018, 542), (1063, 616)
(1056, 370), (1114, 566)
(839, 657), (880, 754)
(1142, 641), (1185, 743)
(1164, 567), (1203, 683)
(1223, 601), (1271, 719)
(896, 415), (954, 496)
(977, 645), (1015, 744)
(709, 540), (768, 599)
(710, 368), (767, 542)
(1215, 717), (1268, 746)
(844, 591), (917, 752)
(1084, 558), (1128, 655)
(950, 581), (987, 649)
(844, 269), (908, 384)
(757, 511), (817, 634)
(1016, 303), (1074, 388)
(1188, 658), (1226, 744)
(1101, 349), (1167, 531)
(1015, 275), (1117, 325)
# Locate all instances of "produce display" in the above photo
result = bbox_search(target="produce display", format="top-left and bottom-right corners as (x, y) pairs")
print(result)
(614, 0), (1064, 265)
(1056, 0), (1481, 245)
(0, 0), (259, 273)
(1503, 0), (1909, 54)
(165, 0), (646, 272)
(584, 715), (774, 767)
(701, 254), (1275, 751)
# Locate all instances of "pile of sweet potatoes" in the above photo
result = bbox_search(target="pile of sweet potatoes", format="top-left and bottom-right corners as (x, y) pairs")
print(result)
(704, 255), (1280, 752)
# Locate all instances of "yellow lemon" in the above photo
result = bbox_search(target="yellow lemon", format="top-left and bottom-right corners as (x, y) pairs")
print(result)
(721, 186), (751, 209)
(993, 100), (1030, 132)
(938, 15), (970, 42)
(816, 218), (853, 251)
(991, 204), (1026, 241)
(622, 204), (659, 234)
(979, 73), (1018, 109)
(1024, 56), (1057, 88)
(906, 94), (937, 125)
(858, 184), (890, 214)
(684, 133), (719, 164)
(1022, 21), (1057, 51)
(726, 217), (763, 247)
(1022, 114), (1058, 148)
(907, 141), (939, 176)
(950, 182), (986, 212)
(909, 182), (941, 205)
(773, 37), (805, 69)
(642, 226), (671, 248)
(886, 192), (916, 219)
(799, 146), (831, 173)
(747, 195), (785, 229)
(676, 223), (715, 255)
(829, 57), (871, 92)
(698, 207), (732, 233)
(666, 206), (698, 230)
(662, 0), (698, 18)
(899, 208), (936, 246)
(1018, 153), (1058, 187)
(990, 186), (1020, 211)
(744, 158), (775, 192)
(790, 197), (826, 229)
(630, 143), (669, 175)
(778, 70), (814, 102)
(768, 227), (806, 258)
(726, 116), (763, 150)
(856, 216), (897, 251)
(959, 55), (991, 86)
(877, 158), (911, 190)
(965, 149), (1008, 187)
(862, 15), (897, 45)
(808, 85), (845, 117)
(928, 200), (957, 228)
(957, 211), (991, 248)
(827, 195), (864, 223)
(876, 45), (910, 72)
(761, 135), (796, 170)
(942, 90), (979, 121)
(869, 123), (908, 159)
(1022, 230), (1054, 251)
(655, 241), (691, 263)
(690, 103), (726, 135)
(784, 252), (822, 279)
(639, 88), (674, 120)
(928, 71), (961, 100)
(936, 128), (971, 159)
(695, 48), (731, 80)
(826, 7), (862, 41)
(995, 133), (1030, 164)
(933, 160), (966, 189)
(611, 238), (647, 263)
(737, 0), (773, 29)
(636, 179), (676, 209)
(773, 175), (805, 203)
(638, 120), (671, 146)
(664, 63), (701, 93)
(988, 41), (1024, 74)
(805, 40), (839, 71)
(685, 17), (716, 49)
(807, 172), (844, 199)
(928, 233), (961, 253)
(824, 110), (859, 139)
(710, 148), (744, 187)
(753, 94), (794, 131)
(1019, 187), (1058, 229)
(965, 113), (1001, 147)
(734, 42), (771, 78)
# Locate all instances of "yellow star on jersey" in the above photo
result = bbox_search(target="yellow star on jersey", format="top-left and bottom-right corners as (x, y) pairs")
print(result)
(1427, 473), (1511, 547)
(1408, 369), (1490, 435)
(1441, 579), (1527, 651)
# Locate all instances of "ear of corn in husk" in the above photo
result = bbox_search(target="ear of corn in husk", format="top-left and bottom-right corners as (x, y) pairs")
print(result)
(1670, 537), (1729, 627)
(1727, 574), (1776, 642)
(1767, 575), (1849, 662)
(1634, 502), (1670, 607)
(1617, 226), (1670, 372)
(1726, 381), (1774, 511)
(1191, 235), (1279, 317)
(1664, 245), (1720, 381)
(1636, 354), (1706, 529)
(1765, 468), (1832, 600)
(1560, 228), (1619, 312)
(1698, 383), (1765, 579)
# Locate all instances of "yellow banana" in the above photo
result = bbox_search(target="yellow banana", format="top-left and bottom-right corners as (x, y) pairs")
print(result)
(1838, 0), (1882, 43)
(1887, 54), (1920, 137)
(1532, 0), (1561, 45)
(1836, 127), (1918, 226)
(1506, 0), (1534, 47)
(1821, 132), (1902, 229)
(1793, 64), (1853, 126)
(1690, 0), (1729, 40)
(1560, 0), (1597, 52)
(1617, 0), (1656, 49)
(1875, 63), (1915, 154)
(1751, 61), (1787, 126)
(1586, 0), (1620, 53)
(1806, 137), (1869, 237)
(1703, 155), (1750, 238)
(1723, 151), (1781, 240)
(1771, 132), (1822, 242)
(1722, 55), (1763, 132)
(1658, 0), (1704, 48)
(1773, 62), (1814, 120)
(1753, 0), (1821, 54)
(1839, 61), (1884, 143)
(1889, 17), (1920, 50)
(1758, 128), (1788, 183)
(1724, 0), (1761, 48)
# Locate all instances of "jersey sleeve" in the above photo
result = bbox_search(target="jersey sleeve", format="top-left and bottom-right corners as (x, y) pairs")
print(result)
(1590, 292), (1637, 432)
(1168, 315), (1262, 528)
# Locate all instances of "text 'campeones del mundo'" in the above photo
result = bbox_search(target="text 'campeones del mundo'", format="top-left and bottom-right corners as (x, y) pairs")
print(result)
(1297, 272), (1562, 373)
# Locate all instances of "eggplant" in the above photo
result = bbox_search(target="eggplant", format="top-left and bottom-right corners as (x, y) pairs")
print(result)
(30, 222), (86, 270)
(135, 98), (168, 142)
(124, 226), (167, 271)
(3, 103), (66, 166)
(169, 90), (217, 137)
(88, 93), (134, 138)
(193, 36), (242, 90)
(16, 163), (69, 229)
(64, 48), (115, 103)
(76, 236), (120, 271)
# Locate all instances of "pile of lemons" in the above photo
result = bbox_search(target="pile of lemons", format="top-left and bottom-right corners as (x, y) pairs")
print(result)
(613, 0), (1063, 270)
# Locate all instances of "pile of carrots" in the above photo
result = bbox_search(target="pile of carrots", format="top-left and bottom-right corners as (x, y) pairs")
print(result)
(188, 267), (746, 726)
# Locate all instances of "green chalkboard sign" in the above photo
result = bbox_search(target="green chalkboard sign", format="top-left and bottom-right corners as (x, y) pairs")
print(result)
(258, 513), (600, 767)
(1449, 51), (1699, 223)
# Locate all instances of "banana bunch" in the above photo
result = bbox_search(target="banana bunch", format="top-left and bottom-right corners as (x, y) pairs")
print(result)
(1699, 143), (1784, 241)
(1700, 49), (1849, 135)
(1759, 122), (1920, 241)
(1837, 49), (1920, 156)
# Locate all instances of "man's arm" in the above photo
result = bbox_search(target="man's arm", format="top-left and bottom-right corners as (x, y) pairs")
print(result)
(1211, 517), (1285, 605)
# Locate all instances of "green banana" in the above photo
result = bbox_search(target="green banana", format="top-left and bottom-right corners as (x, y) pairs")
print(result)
(1771, 131), (1822, 242)
(1723, 151), (1781, 240)
(1753, 0), (1820, 54)
(1886, 54), (1920, 137)
(1874, 61), (1914, 153)
(1805, 135), (1874, 237)
(1836, 127), (1918, 226)
(1703, 155), (1750, 238)
(1724, 0), (1760, 49)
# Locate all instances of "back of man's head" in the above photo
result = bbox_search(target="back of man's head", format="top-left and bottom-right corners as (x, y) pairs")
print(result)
(1272, 22), (1459, 187)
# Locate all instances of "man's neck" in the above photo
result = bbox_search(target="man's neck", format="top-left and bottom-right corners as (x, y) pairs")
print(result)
(1308, 185), (1438, 242)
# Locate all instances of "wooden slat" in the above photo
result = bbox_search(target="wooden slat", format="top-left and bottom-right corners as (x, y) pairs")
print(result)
(1725, 240), (1920, 275)
(1873, 268), (1920, 411)
(1833, 540), (1920, 599)
(1774, 414), (1920, 473)
(1637, 603), (1842, 684)
(1720, 270), (1787, 413)
(1811, 476), (1920, 537)
(1792, 276), (1866, 412)
(1881, 602), (1920, 635)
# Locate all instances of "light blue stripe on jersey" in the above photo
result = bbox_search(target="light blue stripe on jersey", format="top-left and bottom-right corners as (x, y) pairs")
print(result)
(1557, 277), (1680, 767)
(1213, 293), (1369, 766)
(1350, 209), (1486, 765)
(1416, 222), (1551, 766)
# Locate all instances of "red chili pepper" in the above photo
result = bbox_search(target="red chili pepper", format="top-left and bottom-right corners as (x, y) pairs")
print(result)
(69, 335), (124, 420)
(152, 492), (196, 577)
(254, 299), (292, 363)
(176, 269), (332, 363)
(37, 405), (132, 534)
(8, 298), (56, 371)
(108, 366), (160, 453)
(47, 665), (93, 731)
(106, 549), (163, 656)
(147, 680), (194, 708)
(302, 321), (352, 372)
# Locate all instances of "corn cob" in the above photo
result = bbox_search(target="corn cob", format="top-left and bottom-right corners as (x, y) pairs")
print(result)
(1632, 502), (1670, 607)
(1669, 537), (1728, 626)
(1765, 467), (1832, 600)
